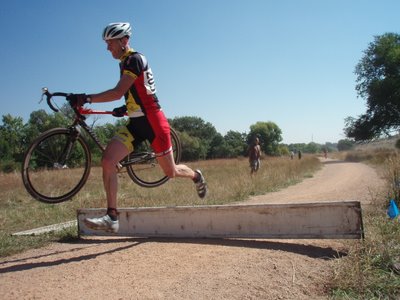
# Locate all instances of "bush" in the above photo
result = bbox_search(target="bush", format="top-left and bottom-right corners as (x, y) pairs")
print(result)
(331, 150), (400, 299)
(0, 159), (19, 173)
(396, 138), (400, 150)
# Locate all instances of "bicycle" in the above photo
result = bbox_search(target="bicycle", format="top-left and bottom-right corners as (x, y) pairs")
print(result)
(21, 88), (182, 204)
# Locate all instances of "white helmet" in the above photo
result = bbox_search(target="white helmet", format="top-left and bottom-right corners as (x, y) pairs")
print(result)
(102, 22), (132, 40)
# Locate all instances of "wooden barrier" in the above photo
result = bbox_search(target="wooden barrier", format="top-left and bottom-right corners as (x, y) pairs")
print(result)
(77, 201), (363, 239)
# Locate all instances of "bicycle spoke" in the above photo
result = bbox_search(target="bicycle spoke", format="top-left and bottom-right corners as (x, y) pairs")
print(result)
(125, 128), (181, 188)
(22, 129), (91, 203)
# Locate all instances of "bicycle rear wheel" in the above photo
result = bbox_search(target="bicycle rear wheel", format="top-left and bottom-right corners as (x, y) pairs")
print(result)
(126, 127), (182, 188)
(21, 128), (91, 203)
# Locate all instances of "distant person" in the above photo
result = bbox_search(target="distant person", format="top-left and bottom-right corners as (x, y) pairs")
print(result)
(323, 148), (327, 159)
(290, 151), (294, 160)
(298, 150), (302, 160)
(248, 137), (261, 175)
(67, 22), (207, 233)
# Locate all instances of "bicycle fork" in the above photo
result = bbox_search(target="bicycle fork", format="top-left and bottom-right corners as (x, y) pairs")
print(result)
(55, 126), (81, 169)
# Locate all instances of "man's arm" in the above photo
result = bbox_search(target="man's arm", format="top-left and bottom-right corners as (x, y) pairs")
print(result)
(89, 74), (135, 103)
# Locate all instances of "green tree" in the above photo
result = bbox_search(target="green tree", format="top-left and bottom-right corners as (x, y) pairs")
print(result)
(277, 144), (290, 156)
(0, 114), (26, 163)
(337, 139), (355, 151)
(24, 109), (70, 145)
(289, 143), (306, 153)
(304, 142), (320, 154)
(178, 131), (206, 161)
(345, 33), (400, 141)
(208, 131), (247, 159)
(208, 133), (226, 159)
(324, 142), (338, 152)
(223, 130), (247, 158)
(170, 116), (218, 159)
(248, 121), (282, 156)
(24, 110), (51, 141)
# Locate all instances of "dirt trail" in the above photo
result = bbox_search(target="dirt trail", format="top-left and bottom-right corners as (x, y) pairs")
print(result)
(0, 159), (386, 299)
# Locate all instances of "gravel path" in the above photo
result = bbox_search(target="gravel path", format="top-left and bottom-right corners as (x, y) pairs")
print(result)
(0, 158), (386, 299)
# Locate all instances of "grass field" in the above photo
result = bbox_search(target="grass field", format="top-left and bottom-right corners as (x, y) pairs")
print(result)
(0, 155), (320, 257)
(330, 148), (400, 299)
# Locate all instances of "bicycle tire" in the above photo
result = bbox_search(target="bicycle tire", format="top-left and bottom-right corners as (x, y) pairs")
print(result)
(126, 127), (182, 188)
(21, 128), (91, 203)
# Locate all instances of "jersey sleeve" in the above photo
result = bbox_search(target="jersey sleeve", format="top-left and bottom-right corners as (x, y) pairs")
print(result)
(122, 53), (146, 80)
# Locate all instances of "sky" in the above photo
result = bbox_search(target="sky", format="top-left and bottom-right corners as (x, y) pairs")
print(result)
(0, 0), (398, 144)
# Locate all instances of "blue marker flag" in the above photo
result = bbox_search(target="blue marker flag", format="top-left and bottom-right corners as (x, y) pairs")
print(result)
(388, 199), (399, 219)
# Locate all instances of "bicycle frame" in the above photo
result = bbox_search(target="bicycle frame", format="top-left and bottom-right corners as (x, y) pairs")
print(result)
(42, 89), (160, 166)
(74, 111), (106, 152)
(42, 88), (117, 153)
(22, 88), (182, 203)
(79, 108), (156, 164)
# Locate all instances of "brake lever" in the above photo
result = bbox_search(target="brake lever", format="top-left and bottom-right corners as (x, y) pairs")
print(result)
(39, 87), (48, 104)
(40, 87), (59, 112)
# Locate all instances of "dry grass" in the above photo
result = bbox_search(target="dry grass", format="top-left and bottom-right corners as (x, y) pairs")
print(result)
(0, 155), (320, 257)
(330, 150), (400, 299)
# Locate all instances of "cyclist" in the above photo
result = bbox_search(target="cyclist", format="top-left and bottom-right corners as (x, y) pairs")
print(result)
(69, 22), (207, 233)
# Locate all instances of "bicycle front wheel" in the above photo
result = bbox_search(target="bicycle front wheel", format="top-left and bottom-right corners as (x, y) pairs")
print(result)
(21, 128), (91, 203)
(126, 127), (182, 188)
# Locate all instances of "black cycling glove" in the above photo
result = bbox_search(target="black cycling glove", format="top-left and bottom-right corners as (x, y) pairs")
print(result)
(112, 105), (127, 117)
(67, 93), (89, 107)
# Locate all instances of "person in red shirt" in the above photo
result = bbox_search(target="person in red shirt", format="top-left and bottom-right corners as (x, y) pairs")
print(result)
(69, 22), (207, 233)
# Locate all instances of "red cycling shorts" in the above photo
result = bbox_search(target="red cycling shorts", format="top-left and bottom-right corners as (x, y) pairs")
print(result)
(114, 109), (172, 156)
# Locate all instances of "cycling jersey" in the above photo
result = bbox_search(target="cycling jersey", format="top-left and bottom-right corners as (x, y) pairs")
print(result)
(114, 50), (172, 155)
(120, 50), (161, 116)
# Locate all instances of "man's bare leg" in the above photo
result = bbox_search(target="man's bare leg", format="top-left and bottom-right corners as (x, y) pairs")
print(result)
(157, 151), (207, 198)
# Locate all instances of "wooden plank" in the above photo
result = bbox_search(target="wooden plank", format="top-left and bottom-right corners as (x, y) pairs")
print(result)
(12, 221), (77, 236)
(77, 201), (363, 239)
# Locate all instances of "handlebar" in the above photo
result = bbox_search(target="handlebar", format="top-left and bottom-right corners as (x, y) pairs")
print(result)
(42, 87), (69, 112)
(41, 87), (120, 116)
